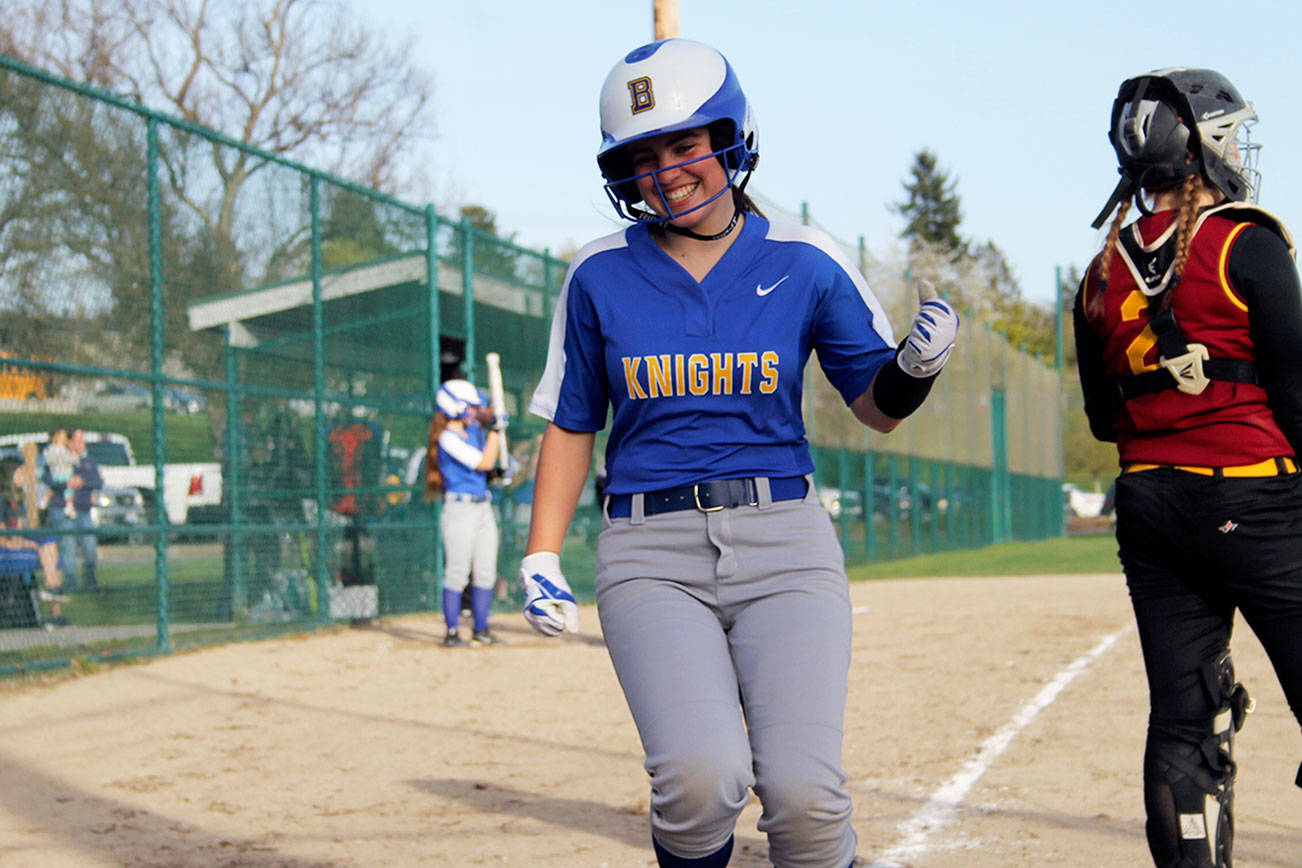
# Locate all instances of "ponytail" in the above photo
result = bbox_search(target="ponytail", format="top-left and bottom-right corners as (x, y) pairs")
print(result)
(1169, 172), (1201, 289)
(424, 413), (450, 499)
(1090, 199), (1131, 319)
(733, 187), (764, 218)
(1090, 165), (1203, 318)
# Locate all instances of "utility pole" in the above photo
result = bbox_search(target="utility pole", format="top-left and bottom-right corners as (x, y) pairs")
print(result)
(653, 0), (680, 39)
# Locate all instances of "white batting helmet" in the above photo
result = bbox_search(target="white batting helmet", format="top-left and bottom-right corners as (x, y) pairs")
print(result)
(435, 379), (483, 419)
(597, 38), (757, 222)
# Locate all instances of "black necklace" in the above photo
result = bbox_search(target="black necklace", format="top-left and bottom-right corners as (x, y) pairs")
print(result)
(664, 208), (741, 242)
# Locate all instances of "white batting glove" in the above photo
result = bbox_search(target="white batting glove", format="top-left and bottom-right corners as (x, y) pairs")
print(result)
(520, 551), (579, 636)
(897, 280), (959, 378)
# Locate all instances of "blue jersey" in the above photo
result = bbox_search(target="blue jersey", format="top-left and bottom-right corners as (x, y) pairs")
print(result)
(438, 423), (490, 497)
(529, 215), (896, 495)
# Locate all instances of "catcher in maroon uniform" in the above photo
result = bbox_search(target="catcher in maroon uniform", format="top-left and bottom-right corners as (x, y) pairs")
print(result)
(1075, 68), (1302, 868)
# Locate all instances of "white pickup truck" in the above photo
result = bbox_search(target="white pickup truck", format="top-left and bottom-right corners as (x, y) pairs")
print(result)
(0, 431), (222, 526)
(85, 432), (222, 526)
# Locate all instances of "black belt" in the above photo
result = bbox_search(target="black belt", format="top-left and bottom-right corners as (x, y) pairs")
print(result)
(1116, 359), (1258, 401)
(606, 476), (808, 518)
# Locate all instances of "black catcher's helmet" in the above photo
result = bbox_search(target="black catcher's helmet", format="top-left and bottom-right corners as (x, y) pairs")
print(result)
(1091, 68), (1260, 228)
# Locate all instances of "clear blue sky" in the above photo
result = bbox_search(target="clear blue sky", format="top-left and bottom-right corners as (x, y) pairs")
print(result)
(363, 0), (1302, 305)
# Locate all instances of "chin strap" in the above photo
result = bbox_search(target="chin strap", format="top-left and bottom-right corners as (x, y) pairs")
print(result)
(1091, 173), (1136, 229)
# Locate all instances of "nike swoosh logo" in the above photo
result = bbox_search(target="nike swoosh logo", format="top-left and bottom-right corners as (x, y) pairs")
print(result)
(756, 275), (790, 297)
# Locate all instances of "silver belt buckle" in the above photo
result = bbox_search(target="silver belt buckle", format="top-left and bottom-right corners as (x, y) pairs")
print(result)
(693, 483), (726, 512)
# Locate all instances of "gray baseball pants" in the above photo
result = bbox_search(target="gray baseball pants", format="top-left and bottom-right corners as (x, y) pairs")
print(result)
(440, 499), (499, 593)
(595, 478), (856, 868)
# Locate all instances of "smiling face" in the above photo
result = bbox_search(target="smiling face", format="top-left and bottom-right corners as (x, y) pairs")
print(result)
(627, 126), (733, 232)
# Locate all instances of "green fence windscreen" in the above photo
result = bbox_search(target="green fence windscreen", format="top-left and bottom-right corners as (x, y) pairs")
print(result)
(0, 53), (1064, 674)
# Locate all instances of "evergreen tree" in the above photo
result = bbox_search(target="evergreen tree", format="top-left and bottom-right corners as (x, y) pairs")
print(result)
(893, 149), (965, 254)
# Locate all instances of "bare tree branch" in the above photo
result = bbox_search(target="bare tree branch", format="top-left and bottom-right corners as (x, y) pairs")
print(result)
(1, 0), (434, 193)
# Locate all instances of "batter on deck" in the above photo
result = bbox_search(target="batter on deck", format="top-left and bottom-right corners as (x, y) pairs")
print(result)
(427, 378), (504, 647)
(516, 38), (959, 867)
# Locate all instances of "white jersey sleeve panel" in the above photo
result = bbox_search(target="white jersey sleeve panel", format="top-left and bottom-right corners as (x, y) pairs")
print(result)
(763, 221), (896, 346)
(528, 228), (630, 422)
(439, 428), (484, 470)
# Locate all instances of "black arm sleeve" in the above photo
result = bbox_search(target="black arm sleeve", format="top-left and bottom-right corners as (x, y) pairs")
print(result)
(1072, 281), (1119, 443)
(871, 344), (936, 419)
(1229, 225), (1302, 456)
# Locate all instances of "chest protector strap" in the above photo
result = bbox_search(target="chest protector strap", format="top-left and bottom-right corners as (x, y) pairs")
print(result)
(1117, 302), (1259, 401)
(1113, 210), (1268, 402)
(1154, 304), (1256, 395)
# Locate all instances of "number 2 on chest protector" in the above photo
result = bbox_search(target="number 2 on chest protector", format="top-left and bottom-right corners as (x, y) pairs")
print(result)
(1120, 289), (1159, 375)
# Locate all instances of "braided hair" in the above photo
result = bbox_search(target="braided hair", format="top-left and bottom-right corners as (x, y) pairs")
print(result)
(1092, 164), (1206, 318)
(1169, 171), (1203, 288)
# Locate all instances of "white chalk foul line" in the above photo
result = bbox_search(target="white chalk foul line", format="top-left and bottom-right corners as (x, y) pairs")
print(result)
(866, 624), (1133, 868)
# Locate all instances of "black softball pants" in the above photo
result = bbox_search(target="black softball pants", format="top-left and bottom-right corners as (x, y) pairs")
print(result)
(1115, 468), (1302, 866)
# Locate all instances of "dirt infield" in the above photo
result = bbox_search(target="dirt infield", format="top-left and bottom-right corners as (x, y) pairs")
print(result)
(1, 572), (1299, 867)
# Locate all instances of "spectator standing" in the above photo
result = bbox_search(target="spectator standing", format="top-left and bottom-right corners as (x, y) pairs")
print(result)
(43, 428), (102, 592)
(41, 429), (76, 516)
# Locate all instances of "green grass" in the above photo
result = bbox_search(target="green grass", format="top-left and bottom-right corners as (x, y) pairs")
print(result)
(0, 410), (217, 463)
(847, 533), (1121, 582)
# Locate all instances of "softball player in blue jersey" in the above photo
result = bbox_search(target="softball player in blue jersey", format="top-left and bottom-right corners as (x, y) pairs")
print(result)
(427, 379), (504, 647)
(517, 38), (959, 867)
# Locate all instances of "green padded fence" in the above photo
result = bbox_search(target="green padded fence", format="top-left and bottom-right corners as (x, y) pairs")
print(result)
(0, 53), (1063, 675)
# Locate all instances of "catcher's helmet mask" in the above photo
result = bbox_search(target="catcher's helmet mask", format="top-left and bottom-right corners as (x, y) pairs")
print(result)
(597, 39), (758, 226)
(1091, 68), (1260, 228)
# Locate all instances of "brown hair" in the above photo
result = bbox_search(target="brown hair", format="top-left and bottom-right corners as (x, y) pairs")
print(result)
(0, 457), (22, 506)
(1090, 199), (1131, 318)
(424, 413), (450, 499)
(733, 188), (765, 218)
(1169, 171), (1202, 289)
(1091, 167), (1203, 318)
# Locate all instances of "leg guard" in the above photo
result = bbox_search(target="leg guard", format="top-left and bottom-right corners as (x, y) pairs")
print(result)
(1145, 651), (1252, 868)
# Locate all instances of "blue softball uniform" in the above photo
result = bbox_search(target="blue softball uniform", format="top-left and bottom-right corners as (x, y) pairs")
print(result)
(529, 215), (897, 493)
(437, 420), (498, 634)
(437, 423), (490, 497)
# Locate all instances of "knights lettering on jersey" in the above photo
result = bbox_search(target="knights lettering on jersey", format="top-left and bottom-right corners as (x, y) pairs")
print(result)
(621, 351), (780, 399)
(529, 215), (898, 494)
